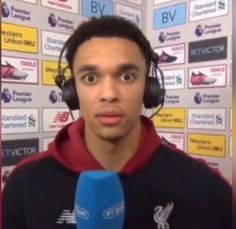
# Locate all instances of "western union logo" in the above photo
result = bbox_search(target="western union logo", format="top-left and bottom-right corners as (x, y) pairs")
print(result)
(2, 23), (38, 53)
(153, 108), (185, 128)
(187, 134), (225, 158)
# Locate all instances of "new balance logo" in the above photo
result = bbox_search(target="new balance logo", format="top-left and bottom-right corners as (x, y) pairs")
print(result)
(53, 111), (70, 123)
(56, 209), (76, 224)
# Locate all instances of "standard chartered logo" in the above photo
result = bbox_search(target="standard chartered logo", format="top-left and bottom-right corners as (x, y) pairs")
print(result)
(188, 109), (225, 130)
(215, 114), (223, 125)
(190, 0), (228, 21)
(2, 109), (38, 133)
(28, 115), (36, 127)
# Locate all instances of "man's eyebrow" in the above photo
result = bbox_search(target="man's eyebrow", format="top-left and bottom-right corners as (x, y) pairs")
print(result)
(76, 65), (98, 74)
(117, 63), (141, 71)
(76, 63), (141, 75)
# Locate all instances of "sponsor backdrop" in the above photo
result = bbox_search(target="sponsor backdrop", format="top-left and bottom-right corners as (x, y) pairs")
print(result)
(1, 0), (232, 188)
(147, 0), (232, 182)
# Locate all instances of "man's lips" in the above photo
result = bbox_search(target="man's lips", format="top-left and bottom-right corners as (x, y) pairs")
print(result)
(96, 111), (124, 126)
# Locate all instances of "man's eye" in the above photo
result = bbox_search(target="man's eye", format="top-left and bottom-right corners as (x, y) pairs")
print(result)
(83, 74), (97, 84)
(120, 72), (135, 82)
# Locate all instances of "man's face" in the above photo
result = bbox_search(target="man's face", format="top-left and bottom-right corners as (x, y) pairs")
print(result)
(73, 37), (146, 141)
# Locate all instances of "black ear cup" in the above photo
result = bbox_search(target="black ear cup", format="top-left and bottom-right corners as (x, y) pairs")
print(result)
(61, 78), (79, 110)
(144, 77), (163, 109)
(55, 73), (64, 89)
(143, 51), (166, 109)
(54, 36), (80, 111)
(55, 58), (79, 110)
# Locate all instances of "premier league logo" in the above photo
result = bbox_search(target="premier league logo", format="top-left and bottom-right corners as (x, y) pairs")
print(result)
(158, 32), (166, 43)
(195, 24), (204, 37)
(2, 88), (12, 103)
(2, 2), (10, 17)
(194, 92), (202, 104)
(49, 90), (58, 103)
(48, 13), (57, 27)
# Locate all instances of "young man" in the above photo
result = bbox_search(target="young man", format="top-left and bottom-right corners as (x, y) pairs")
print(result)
(3, 16), (231, 229)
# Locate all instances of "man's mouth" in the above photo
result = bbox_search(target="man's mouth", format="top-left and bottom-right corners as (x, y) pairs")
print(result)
(96, 111), (124, 126)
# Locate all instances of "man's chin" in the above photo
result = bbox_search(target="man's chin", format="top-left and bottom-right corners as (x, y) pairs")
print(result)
(97, 130), (125, 142)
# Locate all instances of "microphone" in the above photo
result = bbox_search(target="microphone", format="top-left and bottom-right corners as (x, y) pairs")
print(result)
(74, 170), (125, 229)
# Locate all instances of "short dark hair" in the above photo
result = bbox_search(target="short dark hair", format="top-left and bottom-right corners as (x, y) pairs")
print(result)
(65, 15), (153, 74)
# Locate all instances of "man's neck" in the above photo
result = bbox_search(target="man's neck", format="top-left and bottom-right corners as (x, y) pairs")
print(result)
(84, 122), (142, 172)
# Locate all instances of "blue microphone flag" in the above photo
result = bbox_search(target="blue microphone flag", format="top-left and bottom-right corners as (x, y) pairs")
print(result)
(74, 170), (125, 229)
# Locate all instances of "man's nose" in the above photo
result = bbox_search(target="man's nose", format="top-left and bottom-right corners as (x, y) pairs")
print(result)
(100, 76), (120, 102)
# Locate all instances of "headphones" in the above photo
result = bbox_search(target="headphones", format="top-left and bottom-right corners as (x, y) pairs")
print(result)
(55, 38), (166, 111)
